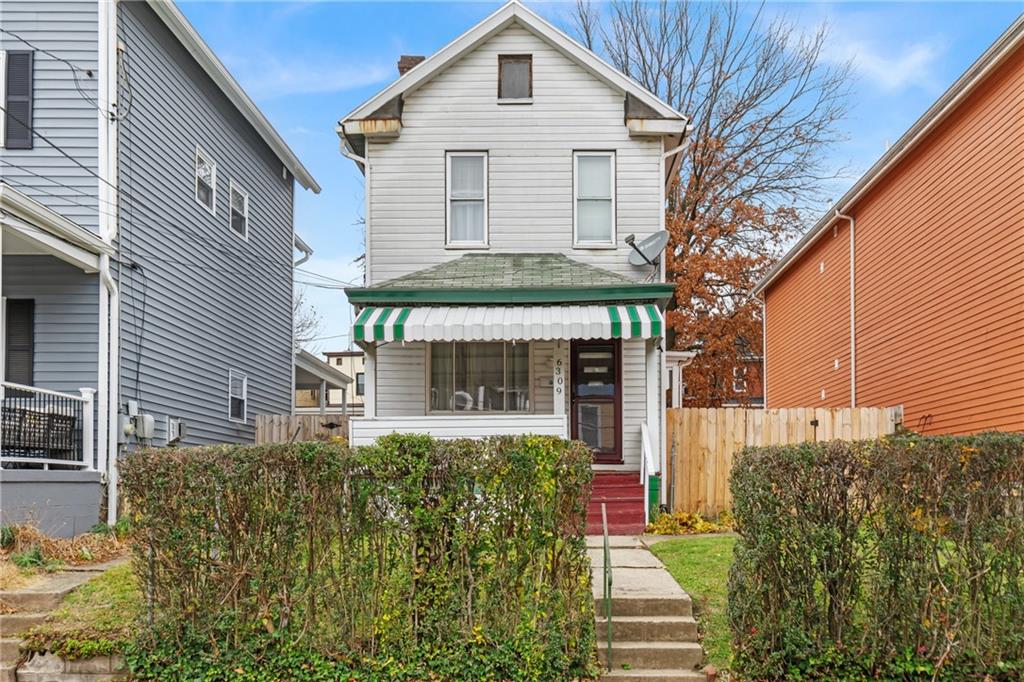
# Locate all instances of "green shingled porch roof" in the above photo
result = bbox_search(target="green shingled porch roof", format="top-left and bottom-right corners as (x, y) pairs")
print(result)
(345, 253), (676, 305)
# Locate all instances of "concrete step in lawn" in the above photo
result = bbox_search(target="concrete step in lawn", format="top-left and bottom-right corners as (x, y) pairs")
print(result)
(0, 639), (21, 666)
(594, 595), (693, 618)
(0, 571), (97, 612)
(600, 668), (707, 681)
(599, 641), (704, 670)
(0, 612), (47, 636)
(596, 615), (698, 641)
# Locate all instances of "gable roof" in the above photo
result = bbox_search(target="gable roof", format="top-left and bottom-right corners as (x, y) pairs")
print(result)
(752, 13), (1024, 296)
(340, 0), (686, 125)
(147, 1), (320, 193)
(345, 253), (676, 305)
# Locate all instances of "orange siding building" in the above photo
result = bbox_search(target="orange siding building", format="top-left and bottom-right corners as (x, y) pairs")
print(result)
(755, 18), (1024, 435)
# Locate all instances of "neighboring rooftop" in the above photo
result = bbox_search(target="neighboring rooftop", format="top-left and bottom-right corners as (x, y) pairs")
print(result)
(345, 253), (675, 305)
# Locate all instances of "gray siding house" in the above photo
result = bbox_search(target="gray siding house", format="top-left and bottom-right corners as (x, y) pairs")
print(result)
(1, 0), (320, 536)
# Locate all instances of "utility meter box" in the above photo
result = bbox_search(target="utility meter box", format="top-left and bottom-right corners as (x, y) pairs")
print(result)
(135, 413), (156, 439)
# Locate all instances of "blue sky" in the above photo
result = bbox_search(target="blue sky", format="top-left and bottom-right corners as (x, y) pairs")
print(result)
(177, 0), (1022, 352)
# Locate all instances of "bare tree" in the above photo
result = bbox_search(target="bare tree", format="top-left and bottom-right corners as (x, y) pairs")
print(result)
(573, 0), (852, 405)
(293, 285), (323, 351)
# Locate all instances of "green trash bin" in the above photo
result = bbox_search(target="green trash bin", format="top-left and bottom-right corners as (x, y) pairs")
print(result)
(647, 474), (661, 522)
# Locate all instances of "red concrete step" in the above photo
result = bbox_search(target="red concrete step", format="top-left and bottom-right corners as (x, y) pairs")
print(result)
(589, 493), (643, 509)
(593, 473), (641, 486)
(591, 511), (645, 528)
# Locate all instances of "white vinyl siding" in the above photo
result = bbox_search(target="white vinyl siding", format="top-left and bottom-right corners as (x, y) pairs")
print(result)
(446, 151), (488, 246)
(366, 23), (662, 284)
(574, 151), (615, 246)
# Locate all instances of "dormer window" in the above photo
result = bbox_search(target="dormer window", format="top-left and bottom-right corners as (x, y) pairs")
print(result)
(498, 54), (531, 102)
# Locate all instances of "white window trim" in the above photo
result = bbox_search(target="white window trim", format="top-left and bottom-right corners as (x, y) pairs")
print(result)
(227, 179), (249, 240)
(195, 145), (217, 215)
(445, 151), (489, 248)
(425, 341), (533, 414)
(573, 150), (616, 248)
(228, 369), (247, 423)
(0, 51), (6, 148)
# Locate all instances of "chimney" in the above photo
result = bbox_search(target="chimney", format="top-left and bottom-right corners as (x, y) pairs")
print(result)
(397, 55), (425, 75)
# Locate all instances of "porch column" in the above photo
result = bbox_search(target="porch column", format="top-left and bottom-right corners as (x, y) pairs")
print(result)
(319, 379), (327, 417)
(363, 346), (376, 419)
(552, 340), (568, 438)
(645, 340), (664, 499)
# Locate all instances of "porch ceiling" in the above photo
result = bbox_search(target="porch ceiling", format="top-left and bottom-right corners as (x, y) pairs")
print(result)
(353, 304), (664, 344)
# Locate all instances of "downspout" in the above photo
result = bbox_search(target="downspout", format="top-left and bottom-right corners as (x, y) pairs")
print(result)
(759, 295), (767, 408)
(835, 209), (856, 407)
(98, 0), (121, 525)
(99, 257), (120, 525)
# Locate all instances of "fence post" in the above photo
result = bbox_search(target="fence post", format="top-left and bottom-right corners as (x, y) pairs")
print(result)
(79, 388), (96, 470)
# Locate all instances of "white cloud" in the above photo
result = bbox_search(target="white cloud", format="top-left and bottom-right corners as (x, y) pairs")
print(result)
(825, 38), (944, 92)
(223, 52), (393, 100)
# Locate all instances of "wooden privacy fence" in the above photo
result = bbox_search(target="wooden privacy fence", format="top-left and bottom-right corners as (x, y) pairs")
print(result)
(666, 406), (903, 516)
(255, 414), (349, 445)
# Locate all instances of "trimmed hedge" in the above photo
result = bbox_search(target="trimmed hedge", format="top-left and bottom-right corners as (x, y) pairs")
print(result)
(728, 432), (1024, 681)
(120, 434), (596, 681)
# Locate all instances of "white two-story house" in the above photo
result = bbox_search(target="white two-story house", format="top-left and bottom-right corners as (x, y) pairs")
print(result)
(339, 1), (688, 521)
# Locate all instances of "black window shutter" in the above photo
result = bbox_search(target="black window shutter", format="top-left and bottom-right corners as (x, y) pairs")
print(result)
(5, 299), (35, 385)
(5, 51), (34, 149)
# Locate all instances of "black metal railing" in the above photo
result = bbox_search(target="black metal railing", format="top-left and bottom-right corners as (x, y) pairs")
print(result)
(1, 382), (89, 467)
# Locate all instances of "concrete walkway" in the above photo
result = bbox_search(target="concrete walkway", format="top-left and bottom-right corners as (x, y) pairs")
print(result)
(588, 536), (705, 681)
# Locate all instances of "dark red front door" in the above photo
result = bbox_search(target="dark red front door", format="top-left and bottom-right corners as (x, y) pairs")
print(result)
(570, 340), (621, 465)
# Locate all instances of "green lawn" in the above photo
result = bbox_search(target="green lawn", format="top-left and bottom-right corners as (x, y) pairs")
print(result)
(649, 534), (735, 671)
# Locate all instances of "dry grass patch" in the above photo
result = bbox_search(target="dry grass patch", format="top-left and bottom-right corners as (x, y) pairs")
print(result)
(4, 525), (127, 566)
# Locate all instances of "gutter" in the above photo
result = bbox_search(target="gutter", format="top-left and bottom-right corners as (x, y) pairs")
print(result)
(345, 283), (678, 306)
(751, 13), (1024, 297)
(293, 233), (314, 267)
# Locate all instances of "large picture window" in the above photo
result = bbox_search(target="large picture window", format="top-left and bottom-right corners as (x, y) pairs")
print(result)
(446, 151), (488, 246)
(573, 151), (615, 246)
(429, 342), (529, 412)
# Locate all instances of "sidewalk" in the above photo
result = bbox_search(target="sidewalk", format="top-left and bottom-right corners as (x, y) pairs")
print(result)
(587, 536), (705, 681)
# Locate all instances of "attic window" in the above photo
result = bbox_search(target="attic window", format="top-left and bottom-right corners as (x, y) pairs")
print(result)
(498, 54), (531, 101)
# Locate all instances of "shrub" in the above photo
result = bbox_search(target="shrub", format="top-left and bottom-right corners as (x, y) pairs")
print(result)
(120, 435), (596, 681)
(645, 510), (733, 535)
(728, 432), (1024, 680)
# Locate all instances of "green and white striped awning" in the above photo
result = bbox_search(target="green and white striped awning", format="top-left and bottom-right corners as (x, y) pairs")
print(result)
(353, 305), (664, 343)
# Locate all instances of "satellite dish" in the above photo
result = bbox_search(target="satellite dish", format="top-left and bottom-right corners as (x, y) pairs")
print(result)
(626, 231), (670, 266)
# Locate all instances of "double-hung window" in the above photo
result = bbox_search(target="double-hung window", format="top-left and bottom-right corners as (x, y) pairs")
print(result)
(573, 151), (615, 246)
(228, 369), (247, 423)
(429, 342), (529, 412)
(229, 180), (248, 238)
(446, 151), (487, 246)
(195, 146), (216, 213)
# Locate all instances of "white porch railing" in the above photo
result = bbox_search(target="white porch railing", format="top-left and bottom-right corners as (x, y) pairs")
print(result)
(640, 421), (658, 526)
(1, 382), (94, 469)
(350, 414), (568, 447)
